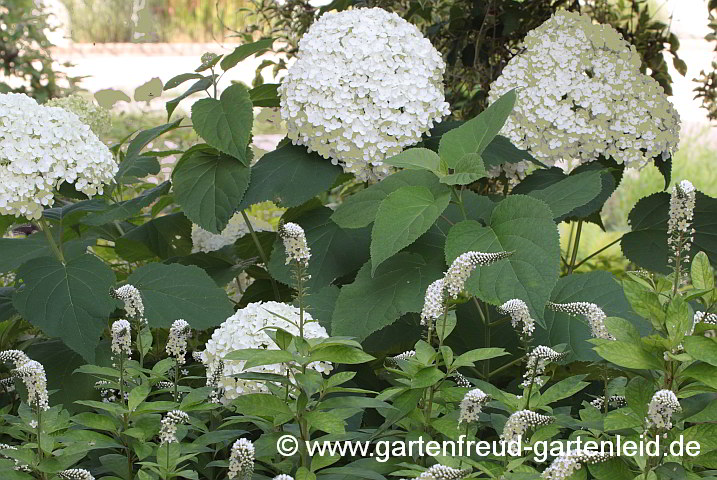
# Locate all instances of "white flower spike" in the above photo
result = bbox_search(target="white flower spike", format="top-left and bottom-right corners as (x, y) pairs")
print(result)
(501, 410), (554, 443)
(458, 388), (490, 425)
(645, 389), (681, 432)
(279, 222), (311, 266)
(166, 319), (191, 365)
(498, 299), (536, 338)
(228, 438), (255, 480)
(547, 301), (614, 340)
(542, 449), (612, 480)
(445, 251), (512, 298)
(159, 410), (190, 444)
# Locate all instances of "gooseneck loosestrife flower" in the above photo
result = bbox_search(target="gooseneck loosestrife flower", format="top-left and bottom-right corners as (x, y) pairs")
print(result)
(590, 395), (627, 410)
(458, 388), (491, 425)
(110, 319), (132, 357)
(645, 389), (681, 433)
(274, 476), (294, 480)
(0, 93), (117, 219)
(228, 438), (255, 480)
(498, 299), (536, 339)
(521, 346), (568, 389)
(388, 350), (416, 363)
(279, 7), (450, 181)
(500, 410), (554, 443)
(58, 469), (95, 480)
(420, 279), (446, 326)
(667, 180), (696, 290)
(111, 285), (146, 324)
(487, 10), (680, 181)
(279, 222), (311, 266)
(0, 350), (49, 411)
(541, 450), (612, 480)
(167, 319), (191, 364)
(547, 301), (613, 340)
(418, 465), (472, 480)
(445, 251), (513, 299)
(159, 410), (190, 444)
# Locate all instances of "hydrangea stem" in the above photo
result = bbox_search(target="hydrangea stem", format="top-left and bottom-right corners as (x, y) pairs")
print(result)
(38, 218), (65, 264)
(240, 210), (281, 301)
(567, 220), (583, 274)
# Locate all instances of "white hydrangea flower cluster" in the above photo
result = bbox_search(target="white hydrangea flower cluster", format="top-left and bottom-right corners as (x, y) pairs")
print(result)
(547, 301), (614, 340)
(445, 251), (512, 298)
(521, 346), (567, 389)
(279, 7), (450, 181)
(0, 93), (117, 219)
(110, 319), (132, 357)
(645, 389), (681, 432)
(191, 212), (272, 253)
(418, 465), (471, 480)
(46, 95), (111, 136)
(541, 449), (612, 480)
(111, 285), (146, 324)
(0, 350), (49, 411)
(487, 10), (680, 180)
(279, 222), (311, 266)
(58, 469), (95, 480)
(667, 180), (696, 270)
(202, 301), (332, 402)
(420, 279), (446, 326)
(458, 388), (490, 425)
(228, 438), (255, 480)
(159, 410), (190, 444)
(498, 299), (536, 338)
(590, 395), (627, 410)
(166, 319), (191, 365)
(501, 410), (554, 443)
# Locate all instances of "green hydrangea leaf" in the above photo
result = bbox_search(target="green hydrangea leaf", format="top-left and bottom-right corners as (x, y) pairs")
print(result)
(172, 146), (251, 234)
(191, 84), (253, 165)
(13, 254), (116, 361)
(444, 195), (560, 325)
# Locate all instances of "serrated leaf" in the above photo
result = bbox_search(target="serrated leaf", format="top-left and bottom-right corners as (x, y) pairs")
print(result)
(191, 84), (253, 164)
(166, 76), (213, 119)
(239, 143), (341, 209)
(444, 195), (560, 325)
(13, 255), (116, 361)
(126, 263), (234, 328)
(249, 83), (280, 107)
(268, 207), (370, 289)
(82, 181), (170, 226)
(371, 185), (451, 274)
(519, 169), (604, 221)
(384, 148), (441, 172)
(0, 234), (52, 273)
(115, 213), (192, 261)
(172, 147), (251, 234)
(536, 271), (647, 362)
(439, 153), (486, 185)
(438, 90), (516, 167)
(332, 253), (444, 341)
(220, 38), (274, 71)
(331, 169), (443, 229)
(622, 192), (717, 273)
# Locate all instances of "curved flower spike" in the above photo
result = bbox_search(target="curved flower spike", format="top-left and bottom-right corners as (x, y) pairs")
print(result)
(420, 279), (446, 326)
(546, 301), (614, 340)
(418, 464), (472, 480)
(521, 346), (568, 388)
(445, 251), (512, 299)
(542, 449), (612, 480)
(279, 222), (311, 266)
(501, 410), (554, 443)
(645, 389), (681, 432)
(498, 299), (535, 338)
(58, 469), (95, 480)
(458, 388), (491, 425)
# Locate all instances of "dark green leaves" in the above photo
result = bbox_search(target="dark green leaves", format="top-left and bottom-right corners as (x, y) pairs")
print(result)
(384, 148), (441, 172)
(220, 38), (274, 71)
(438, 90), (516, 167)
(0, 234), (52, 273)
(172, 147), (251, 234)
(239, 143), (342, 209)
(622, 192), (717, 273)
(536, 271), (646, 362)
(267, 207), (371, 289)
(371, 185), (451, 274)
(115, 213), (192, 261)
(126, 263), (234, 329)
(117, 119), (183, 182)
(81, 181), (170, 226)
(444, 195), (560, 324)
(331, 170), (440, 229)
(13, 255), (116, 361)
(191, 84), (253, 165)
(332, 253), (444, 341)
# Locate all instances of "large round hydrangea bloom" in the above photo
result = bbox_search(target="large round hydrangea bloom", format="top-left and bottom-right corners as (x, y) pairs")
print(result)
(487, 10), (680, 180)
(279, 7), (450, 181)
(202, 301), (331, 402)
(0, 93), (117, 219)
